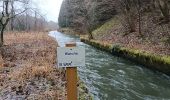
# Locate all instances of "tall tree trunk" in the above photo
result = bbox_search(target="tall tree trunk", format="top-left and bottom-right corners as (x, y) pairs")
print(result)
(137, 0), (142, 36)
(34, 11), (37, 31)
(0, 0), (9, 46)
(26, 12), (28, 32)
(0, 28), (4, 46)
(10, 1), (14, 31)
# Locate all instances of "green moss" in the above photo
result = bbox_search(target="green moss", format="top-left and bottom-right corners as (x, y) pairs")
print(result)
(92, 17), (119, 38)
(120, 48), (170, 67)
(161, 56), (170, 65)
(81, 37), (170, 74)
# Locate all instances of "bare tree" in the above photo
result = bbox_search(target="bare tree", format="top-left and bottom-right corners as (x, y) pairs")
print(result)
(134, 0), (142, 36)
(0, 0), (29, 46)
(157, 0), (169, 22)
(118, 0), (137, 34)
(12, 8), (47, 32)
(10, 0), (14, 30)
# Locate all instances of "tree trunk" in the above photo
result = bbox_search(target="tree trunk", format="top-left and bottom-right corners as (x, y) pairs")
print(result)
(158, 0), (170, 22)
(11, 1), (14, 31)
(138, 0), (142, 36)
(0, 28), (4, 46)
(88, 32), (94, 40)
(34, 11), (37, 31)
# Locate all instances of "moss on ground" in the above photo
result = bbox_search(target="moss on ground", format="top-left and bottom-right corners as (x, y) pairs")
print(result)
(92, 17), (119, 38)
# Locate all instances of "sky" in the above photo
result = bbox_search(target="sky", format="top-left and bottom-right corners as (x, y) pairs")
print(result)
(32, 0), (63, 22)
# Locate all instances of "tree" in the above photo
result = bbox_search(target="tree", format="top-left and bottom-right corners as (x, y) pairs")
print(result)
(10, 0), (14, 31)
(118, 0), (152, 36)
(157, 0), (169, 22)
(135, 0), (142, 36)
(118, 0), (137, 34)
(0, 0), (29, 46)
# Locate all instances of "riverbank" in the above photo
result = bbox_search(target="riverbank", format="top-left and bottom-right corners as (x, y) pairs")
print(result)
(0, 31), (92, 100)
(49, 30), (170, 99)
(58, 28), (82, 35)
(81, 17), (170, 75)
(81, 36), (170, 75)
(59, 14), (170, 75)
(93, 17), (170, 56)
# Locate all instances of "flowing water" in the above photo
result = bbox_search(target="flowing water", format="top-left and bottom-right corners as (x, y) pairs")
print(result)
(49, 31), (170, 100)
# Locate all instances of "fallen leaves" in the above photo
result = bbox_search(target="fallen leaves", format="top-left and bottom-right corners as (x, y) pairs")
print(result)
(0, 32), (66, 100)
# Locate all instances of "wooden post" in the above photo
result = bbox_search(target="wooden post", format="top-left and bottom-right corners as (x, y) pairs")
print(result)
(66, 43), (77, 100)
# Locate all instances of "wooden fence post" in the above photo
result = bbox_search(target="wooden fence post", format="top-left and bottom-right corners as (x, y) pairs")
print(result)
(66, 43), (77, 100)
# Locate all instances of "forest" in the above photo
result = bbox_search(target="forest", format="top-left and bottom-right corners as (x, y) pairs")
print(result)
(0, 0), (57, 46)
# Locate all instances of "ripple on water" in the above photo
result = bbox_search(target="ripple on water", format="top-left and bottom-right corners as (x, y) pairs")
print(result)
(49, 31), (170, 100)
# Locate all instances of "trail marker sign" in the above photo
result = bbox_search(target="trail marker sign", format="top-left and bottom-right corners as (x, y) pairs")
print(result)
(57, 47), (85, 67)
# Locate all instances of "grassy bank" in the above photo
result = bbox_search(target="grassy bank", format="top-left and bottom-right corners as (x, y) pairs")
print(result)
(92, 17), (170, 56)
(0, 32), (92, 100)
(81, 37), (170, 75)
(0, 32), (67, 99)
(78, 16), (170, 75)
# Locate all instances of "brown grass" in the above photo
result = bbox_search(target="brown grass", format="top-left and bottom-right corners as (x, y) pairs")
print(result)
(92, 17), (170, 56)
(0, 31), (66, 100)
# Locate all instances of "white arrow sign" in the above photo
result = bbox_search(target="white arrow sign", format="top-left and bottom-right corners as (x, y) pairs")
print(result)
(57, 47), (85, 67)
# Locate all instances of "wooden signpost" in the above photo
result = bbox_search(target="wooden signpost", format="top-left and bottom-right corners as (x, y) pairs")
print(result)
(57, 42), (85, 100)
(66, 43), (77, 100)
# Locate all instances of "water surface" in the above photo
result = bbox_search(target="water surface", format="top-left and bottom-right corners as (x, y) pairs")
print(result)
(49, 31), (170, 100)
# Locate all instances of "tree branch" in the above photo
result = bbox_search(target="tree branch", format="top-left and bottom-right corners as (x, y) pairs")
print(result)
(10, 8), (28, 19)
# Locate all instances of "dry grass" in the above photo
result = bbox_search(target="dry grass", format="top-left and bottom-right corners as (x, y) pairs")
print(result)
(0, 31), (66, 100)
(92, 17), (170, 56)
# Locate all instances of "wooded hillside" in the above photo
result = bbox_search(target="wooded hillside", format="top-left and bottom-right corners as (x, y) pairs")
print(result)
(59, 0), (170, 55)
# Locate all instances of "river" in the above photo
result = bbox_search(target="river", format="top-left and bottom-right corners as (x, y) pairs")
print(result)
(49, 31), (170, 100)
